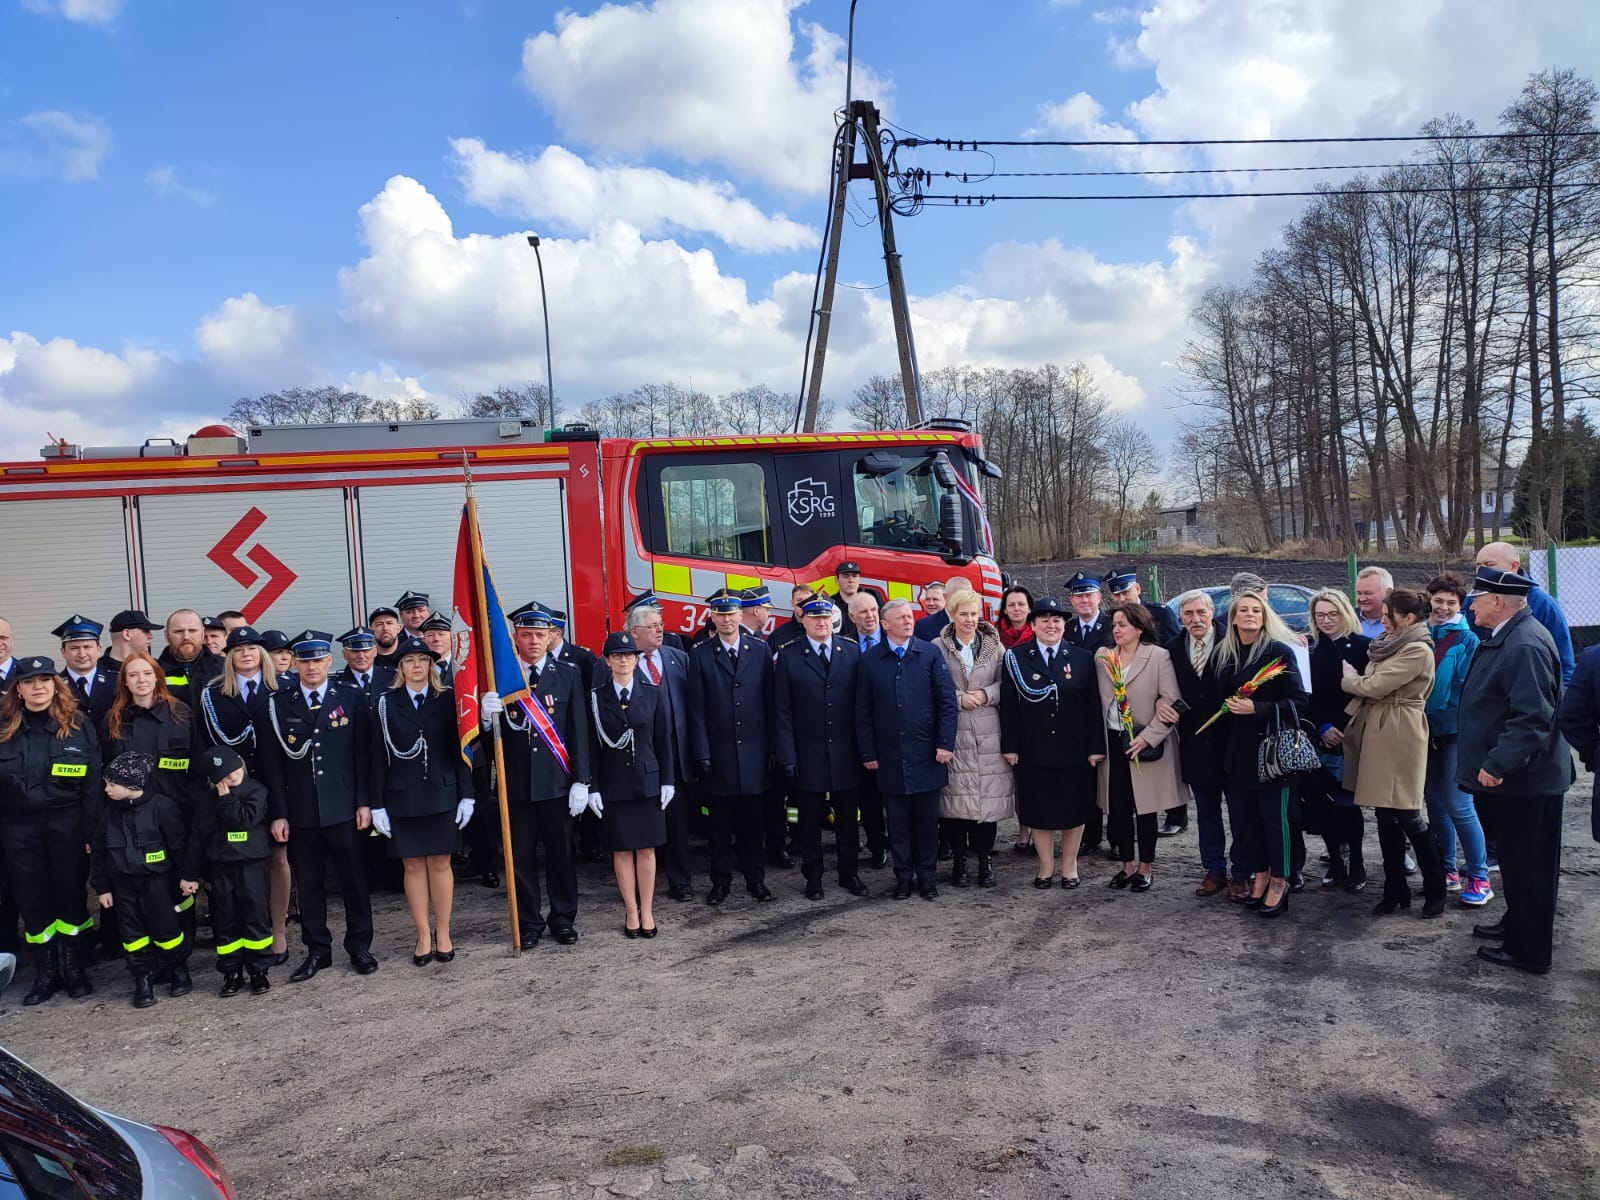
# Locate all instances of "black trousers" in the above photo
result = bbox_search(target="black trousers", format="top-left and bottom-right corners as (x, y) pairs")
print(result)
(465, 788), (503, 868)
(1473, 792), (1562, 967)
(1107, 750), (1158, 863)
(1232, 784), (1293, 879)
(0, 806), (91, 945)
(1163, 803), (1189, 829)
(706, 792), (765, 889)
(288, 822), (373, 958)
(1376, 808), (1446, 902)
(884, 790), (940, 885)
(508, 797), (577, 935)
(1320, 804), (1366, 868)
(857, 774), (887, 854)
(794, 788), (861, 884)
(764, 784), (791, 856)
(110, 872), (188, 976)
(660, 782), (695, 891)
(212, 859), (274, 973)
(941, 818), (996, 855)
(1081, 806), (1105, 850)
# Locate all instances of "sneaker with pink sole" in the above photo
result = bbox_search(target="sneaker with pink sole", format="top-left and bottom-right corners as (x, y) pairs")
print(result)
(1459, 877), (1494, 907)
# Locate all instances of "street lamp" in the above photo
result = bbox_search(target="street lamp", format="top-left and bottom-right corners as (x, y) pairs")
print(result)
(527, 235), (555, 428)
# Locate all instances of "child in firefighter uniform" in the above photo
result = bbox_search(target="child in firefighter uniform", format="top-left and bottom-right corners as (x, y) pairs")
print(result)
(190, 746), (274, 996)
(91, 751), (191, 1009)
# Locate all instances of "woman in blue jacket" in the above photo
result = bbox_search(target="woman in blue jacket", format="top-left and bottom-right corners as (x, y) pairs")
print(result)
(1423, 573), (1491, 906)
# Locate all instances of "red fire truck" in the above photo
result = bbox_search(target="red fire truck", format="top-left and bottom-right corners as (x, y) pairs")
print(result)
(0, 418), (1003, 654)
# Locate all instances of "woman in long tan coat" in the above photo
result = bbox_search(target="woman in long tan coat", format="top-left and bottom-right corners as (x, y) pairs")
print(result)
(1094, 604), (1184, 891)
(936, 590), (1014, 889)
(1340, 587), (1447, 917)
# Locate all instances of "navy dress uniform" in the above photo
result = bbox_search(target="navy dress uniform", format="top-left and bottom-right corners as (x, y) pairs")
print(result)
(396, 589), (431, 634)
(90, 751), (191, 1008)
(999, 600), (1102, 865)
(1104, 568), (1181, 643)
(371, 639), (471, 860)
(53, 615), (118, 728)
(0, 656), (102, 1005)
(257, 631), (378, 980)
(545, 607), (598, 692)
(491, 610), (590, 948)
(332, 626), (395, 697)
(589, 633), (674, 853)
(635, 627), (694, 899)
(1063, 574), (1113, 651)
(419, 610), (458, 687)
(199, 626), (274, 778)
(741, 585), (794, 868)
(773, 597), (870, 898)
(688, 593), (776, 903)
(188, 746), (275, 995)
(855, 620), (960, 898)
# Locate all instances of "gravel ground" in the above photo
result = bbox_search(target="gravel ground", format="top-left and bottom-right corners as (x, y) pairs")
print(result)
(5, 792), (1600, 1199)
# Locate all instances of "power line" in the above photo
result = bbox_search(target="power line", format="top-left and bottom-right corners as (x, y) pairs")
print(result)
(914, 181), (1597, 203)
(899, 131), (1600, 149)
(926, 162), (1423, 179)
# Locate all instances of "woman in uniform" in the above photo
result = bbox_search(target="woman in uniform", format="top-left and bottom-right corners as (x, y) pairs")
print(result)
(0, 656), (102, 1004)
(261, 631), (296, 680)
(99, 651), (201, 996)
(371, 637), (473, 965)
(999, 597), (1104, 889)
(200, 625), (290, 960)
(588, 631), (673, 938)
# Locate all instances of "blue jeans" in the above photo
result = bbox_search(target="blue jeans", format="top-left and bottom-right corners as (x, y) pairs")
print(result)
(1424, 737), (1487, 879)
(1192, 785), (1234, 878)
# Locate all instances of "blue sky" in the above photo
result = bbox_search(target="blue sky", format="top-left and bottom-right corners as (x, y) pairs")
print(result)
(1, 0), (1594, 456)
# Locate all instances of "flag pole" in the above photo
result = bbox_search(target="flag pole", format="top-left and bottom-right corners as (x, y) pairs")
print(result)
(463, 457), (523, 954)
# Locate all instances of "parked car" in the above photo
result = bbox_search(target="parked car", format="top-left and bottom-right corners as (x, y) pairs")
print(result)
(0, 953), (239, 1198)
(1166, 583), (1316, 633)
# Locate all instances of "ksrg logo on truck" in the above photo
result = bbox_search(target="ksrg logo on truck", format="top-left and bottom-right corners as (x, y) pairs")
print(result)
(786, 477), (834, 527)
(206, 506), (298, 623)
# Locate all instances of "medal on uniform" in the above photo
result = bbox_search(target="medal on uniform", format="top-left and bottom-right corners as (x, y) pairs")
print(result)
(545, 693), (556, 712)
(1032, 674), (1041, 681)
(288, 735), (297, 744)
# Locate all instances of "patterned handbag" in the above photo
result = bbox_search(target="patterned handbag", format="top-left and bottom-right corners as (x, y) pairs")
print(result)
(1258, 703), (1321, 782)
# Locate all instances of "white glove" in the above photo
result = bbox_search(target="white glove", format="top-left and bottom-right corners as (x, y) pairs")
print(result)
(659, 784), (675, 811)
(586, 791), (604, 817)
(455, 798), (475, 829)
(371, 808), (392, 838)
(479, 692), (503, 727)
(567, 783), (590, 818)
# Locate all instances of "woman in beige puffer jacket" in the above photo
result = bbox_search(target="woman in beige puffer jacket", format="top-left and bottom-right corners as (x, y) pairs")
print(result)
(936, 590), (1016, 888)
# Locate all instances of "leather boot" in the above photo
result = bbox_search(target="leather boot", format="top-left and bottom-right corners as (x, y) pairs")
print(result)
(131, 973), (156, 1009)
(61, 938), (94, 999)
(976, 853), (997, 888)
(950, 854), (971, 888)
(219, 968), (244, 997)
(248, 968), (271, 996)
(168, 964), (193, 997)
(22, 944), (63, 1007)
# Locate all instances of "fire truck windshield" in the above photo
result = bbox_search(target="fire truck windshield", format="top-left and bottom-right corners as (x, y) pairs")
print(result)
(851, 449), (967, 555)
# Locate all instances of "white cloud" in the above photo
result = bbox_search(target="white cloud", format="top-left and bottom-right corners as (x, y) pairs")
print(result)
(519, 0), (889, 193)
(0, 111), (111, 182)
(20, 0), (121, 26)
(146, 165), (217, 206)
(450, 139), (815, 254)
(194, 293), (297, 368)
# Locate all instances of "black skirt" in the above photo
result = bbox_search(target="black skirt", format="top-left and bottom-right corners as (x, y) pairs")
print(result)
(603, 798), (666, 853)
(1015, 763), (1097, 831)
(388, 809), (459, 859)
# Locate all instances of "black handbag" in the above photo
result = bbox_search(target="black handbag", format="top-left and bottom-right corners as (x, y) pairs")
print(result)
(1127, 726), (1165, 762)
(1257, 704), (1320, 782)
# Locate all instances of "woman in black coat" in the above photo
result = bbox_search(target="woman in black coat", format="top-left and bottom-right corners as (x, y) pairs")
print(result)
(1306, 590), (1371, 891)
(1213, 590), (1309, 918)
(588, 631), (673, 938)
(372, 638), (473, 965)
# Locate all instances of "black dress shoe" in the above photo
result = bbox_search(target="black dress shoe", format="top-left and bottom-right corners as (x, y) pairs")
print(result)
(248, 969), (271, 994)
(747, 882), (775, 902)
(219, 971), (244, 997)
(919, 884), (939, 900)
(706, 884), (730, 906)
(1033, 876), (1055, 890)
(350, 951), (379, 975)
(517, 928), (542, 950)
(479, 870), (500, 889)
(623, 925), (641, 939)
(413, 948), (432, 967)
(1129, 873), (1153, 893)
(1473, 921), (1508, 940)
(1061, 876), (1081, 889)
(1156, 821), (1183, 837)
(552, 927), (579, 946)
(1422, 896), (1447, 918)
(168, 965), (193, 997)
(668, 886), (695, 902)
(805, 883), (825, 901)
(272, 950), (290, 966)
(842, 877), (870, 897)
(1108, 870), (1131, 889)
(433, 947), (456, 963)
(1288, 871), (1306, 894)
(289, 953), (331, 983)
(1477, 944), (1550, 974)
(639, 925), (658, 939)
(868, 849), (889, 869)
(891, 880), (912, 900)
(769, 850), (796, 869)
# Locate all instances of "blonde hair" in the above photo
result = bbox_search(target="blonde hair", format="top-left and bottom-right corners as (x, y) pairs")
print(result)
(220, 644), (278, 698)
(1215, 590), (1296, 676)
(1306, 589), (1360, 643)
(945, 588), (983, 616)
(387, 657), (444, 695)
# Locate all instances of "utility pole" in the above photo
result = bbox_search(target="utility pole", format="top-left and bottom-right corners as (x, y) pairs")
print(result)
(802, 99), (924, 431)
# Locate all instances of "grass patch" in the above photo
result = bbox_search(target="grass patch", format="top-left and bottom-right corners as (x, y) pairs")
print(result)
(604, 1146), (665, 1167)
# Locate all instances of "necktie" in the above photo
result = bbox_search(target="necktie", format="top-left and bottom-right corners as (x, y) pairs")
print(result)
(308, 690), (321, 711)
(894, 644), (905, 660)
(619, 687), (630, 707)
(358, 673), (368, 690)
(645, 655), (661, 685)
(1192, 638), (1206, 673)
(73, 677), (89, 701)
(728, 646), (737, 665)
(529, 664), (539, 690)
(245, 679), (257, 703)
(414, 693), (425, 711)
(1045, 647), (1054, 670)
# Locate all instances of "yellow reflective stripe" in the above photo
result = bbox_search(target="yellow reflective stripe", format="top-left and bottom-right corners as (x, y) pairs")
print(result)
(53, 917), (93, 936)
(51, 763), (87, 777)
(726, 572), (760, 589)
(652, 561), (692, 596)
(226, 831), (249, 842)
(123, 936), (151, 952)
(154, 933), (184, 951)
(887, 580), (914, 602)
(144, 850), (166, 864)
(165, 675), (188, 687)
(173, 895), (195, 913)
(23, 927), (53, 944)
(215, 934), (272, 955)
(158, 756), (189, 770)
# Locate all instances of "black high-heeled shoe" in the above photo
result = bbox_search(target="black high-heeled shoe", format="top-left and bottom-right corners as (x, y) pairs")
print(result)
(1372, 893), (1412, 916)
(639, 925), (658, 939)
(623, 925), (641, 939)
(1243, 878), (1268, 910)
(433, 946), (456, 962)
(412, 947), (433, 967)
(1421, 896), (1446, 918)
(1033, 876), (1056, 890)
(1257, 887), (1290, 918)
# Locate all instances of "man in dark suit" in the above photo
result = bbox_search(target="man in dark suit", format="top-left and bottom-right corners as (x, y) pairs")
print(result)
(739, 586), (793, 867)
(257, 631), (378, 981)
(770, 586), (812, 654)
(418, 610), (457, 687)
(626, 591), (685, 651)
(856, 598), (959, 900)
(52, 614), (117, 727)
(1161, 589), (1239, 897)
(774, 597), (871, 900)
(1106, 567), (1180, 643)
(842, 590), (888, 864)
(1063, 573), (1112, 650)
(544, 607), (596, 692)
(478, 607), (590, 949)
(688, 592), (775, 904)
(1466, 567), (1575, 974)
(627, 603), (695, 901)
